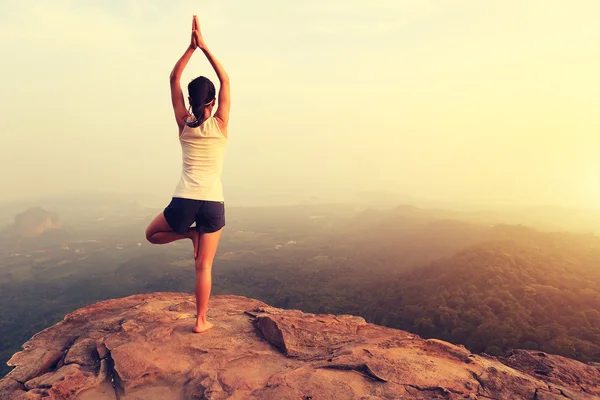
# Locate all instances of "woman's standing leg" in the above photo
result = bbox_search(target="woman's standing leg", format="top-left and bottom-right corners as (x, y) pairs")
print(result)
(193, 229), (222, 333)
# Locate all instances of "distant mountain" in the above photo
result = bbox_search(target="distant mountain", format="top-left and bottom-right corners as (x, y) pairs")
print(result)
(0, 190), (151, 226)
(497, 204), (600, 235)
(12, 207), (60, 237)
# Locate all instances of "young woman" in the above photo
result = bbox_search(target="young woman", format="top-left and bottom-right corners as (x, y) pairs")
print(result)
(145, 15), (230, 333)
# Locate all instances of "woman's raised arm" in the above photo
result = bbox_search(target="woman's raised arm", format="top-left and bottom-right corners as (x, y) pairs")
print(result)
(169, 17), (198, 133)
(193, 15), (230, 133)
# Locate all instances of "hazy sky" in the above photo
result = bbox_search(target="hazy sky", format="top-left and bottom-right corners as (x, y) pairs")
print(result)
(1, 0), (599, 208)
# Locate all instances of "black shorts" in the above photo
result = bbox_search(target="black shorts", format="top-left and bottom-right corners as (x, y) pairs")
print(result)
(163, 197), (226, 234)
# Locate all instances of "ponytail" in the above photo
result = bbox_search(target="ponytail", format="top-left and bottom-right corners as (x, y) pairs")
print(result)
(186, 76), (216, 128)
(187, 103), (207, 128)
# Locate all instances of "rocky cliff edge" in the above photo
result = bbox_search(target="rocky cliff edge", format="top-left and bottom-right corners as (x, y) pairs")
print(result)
(1, 293), (599, 399)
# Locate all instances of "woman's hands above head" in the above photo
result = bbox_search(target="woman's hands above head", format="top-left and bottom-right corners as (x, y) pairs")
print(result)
(189, 16), (198, 50)
(190, 15), (208, 51)
(177, 14), (229, 132)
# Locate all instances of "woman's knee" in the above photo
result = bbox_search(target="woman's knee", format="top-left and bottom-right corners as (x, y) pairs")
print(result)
(145, 213), (170, 243)
(146, 233), (155, 243)
(145, 226), (155, 243)
(195, 260), (213, 271)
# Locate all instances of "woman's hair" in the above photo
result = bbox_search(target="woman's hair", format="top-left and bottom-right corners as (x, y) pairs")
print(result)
(186, 76), (216, 128)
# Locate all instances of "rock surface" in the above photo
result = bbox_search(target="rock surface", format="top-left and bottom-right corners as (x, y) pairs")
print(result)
(1, 293), (599, 399)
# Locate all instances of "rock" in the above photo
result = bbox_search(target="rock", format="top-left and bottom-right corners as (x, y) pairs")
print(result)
(252, 306), (367, 359)
(1, 292), (599, 399)
(13, 207), (61, 237)
(64, 338), (100, 367)
(5, 348), (65, 383)
(498, 349), (600, 398)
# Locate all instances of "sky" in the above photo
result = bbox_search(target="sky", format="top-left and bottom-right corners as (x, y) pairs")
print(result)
(1, 0), (599, 208)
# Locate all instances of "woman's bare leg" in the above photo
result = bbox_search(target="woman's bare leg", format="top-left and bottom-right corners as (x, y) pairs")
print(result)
(193, 228), (223, 333)
(145, 213), (199, 257)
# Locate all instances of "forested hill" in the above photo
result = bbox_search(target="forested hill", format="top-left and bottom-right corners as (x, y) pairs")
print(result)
(371, 225), (600, 362)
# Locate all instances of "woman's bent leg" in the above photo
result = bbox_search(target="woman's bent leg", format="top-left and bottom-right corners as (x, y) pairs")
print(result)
(193, 228), (223, 333)
(145, 213), (199, 257)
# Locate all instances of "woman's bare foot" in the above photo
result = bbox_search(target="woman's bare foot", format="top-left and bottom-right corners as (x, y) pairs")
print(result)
(193, 320), (214, 333)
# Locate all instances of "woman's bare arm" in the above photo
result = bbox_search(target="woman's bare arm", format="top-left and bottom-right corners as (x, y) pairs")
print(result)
(170, 17), (198, 133)
(193, 16), (230, 133)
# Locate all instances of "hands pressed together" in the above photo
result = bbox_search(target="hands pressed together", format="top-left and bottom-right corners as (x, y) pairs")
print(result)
(170, 14), (230, 135)
(189, 15), (207, 51)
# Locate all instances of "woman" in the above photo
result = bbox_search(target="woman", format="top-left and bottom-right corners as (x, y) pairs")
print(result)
(145, 15), (230, 333)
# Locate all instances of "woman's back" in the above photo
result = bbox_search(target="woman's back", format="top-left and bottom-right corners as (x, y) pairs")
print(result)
(174, 116), (227, 202)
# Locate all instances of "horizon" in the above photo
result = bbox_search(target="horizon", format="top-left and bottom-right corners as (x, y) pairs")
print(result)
(3, 188), (600, 213)
(3, 188), (600, 240)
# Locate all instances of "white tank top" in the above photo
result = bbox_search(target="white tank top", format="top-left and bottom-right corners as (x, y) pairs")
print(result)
(173, 116), (228, 201)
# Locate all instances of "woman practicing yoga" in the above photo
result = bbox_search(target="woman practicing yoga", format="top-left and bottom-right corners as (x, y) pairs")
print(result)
(145, 15), (230, 333)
